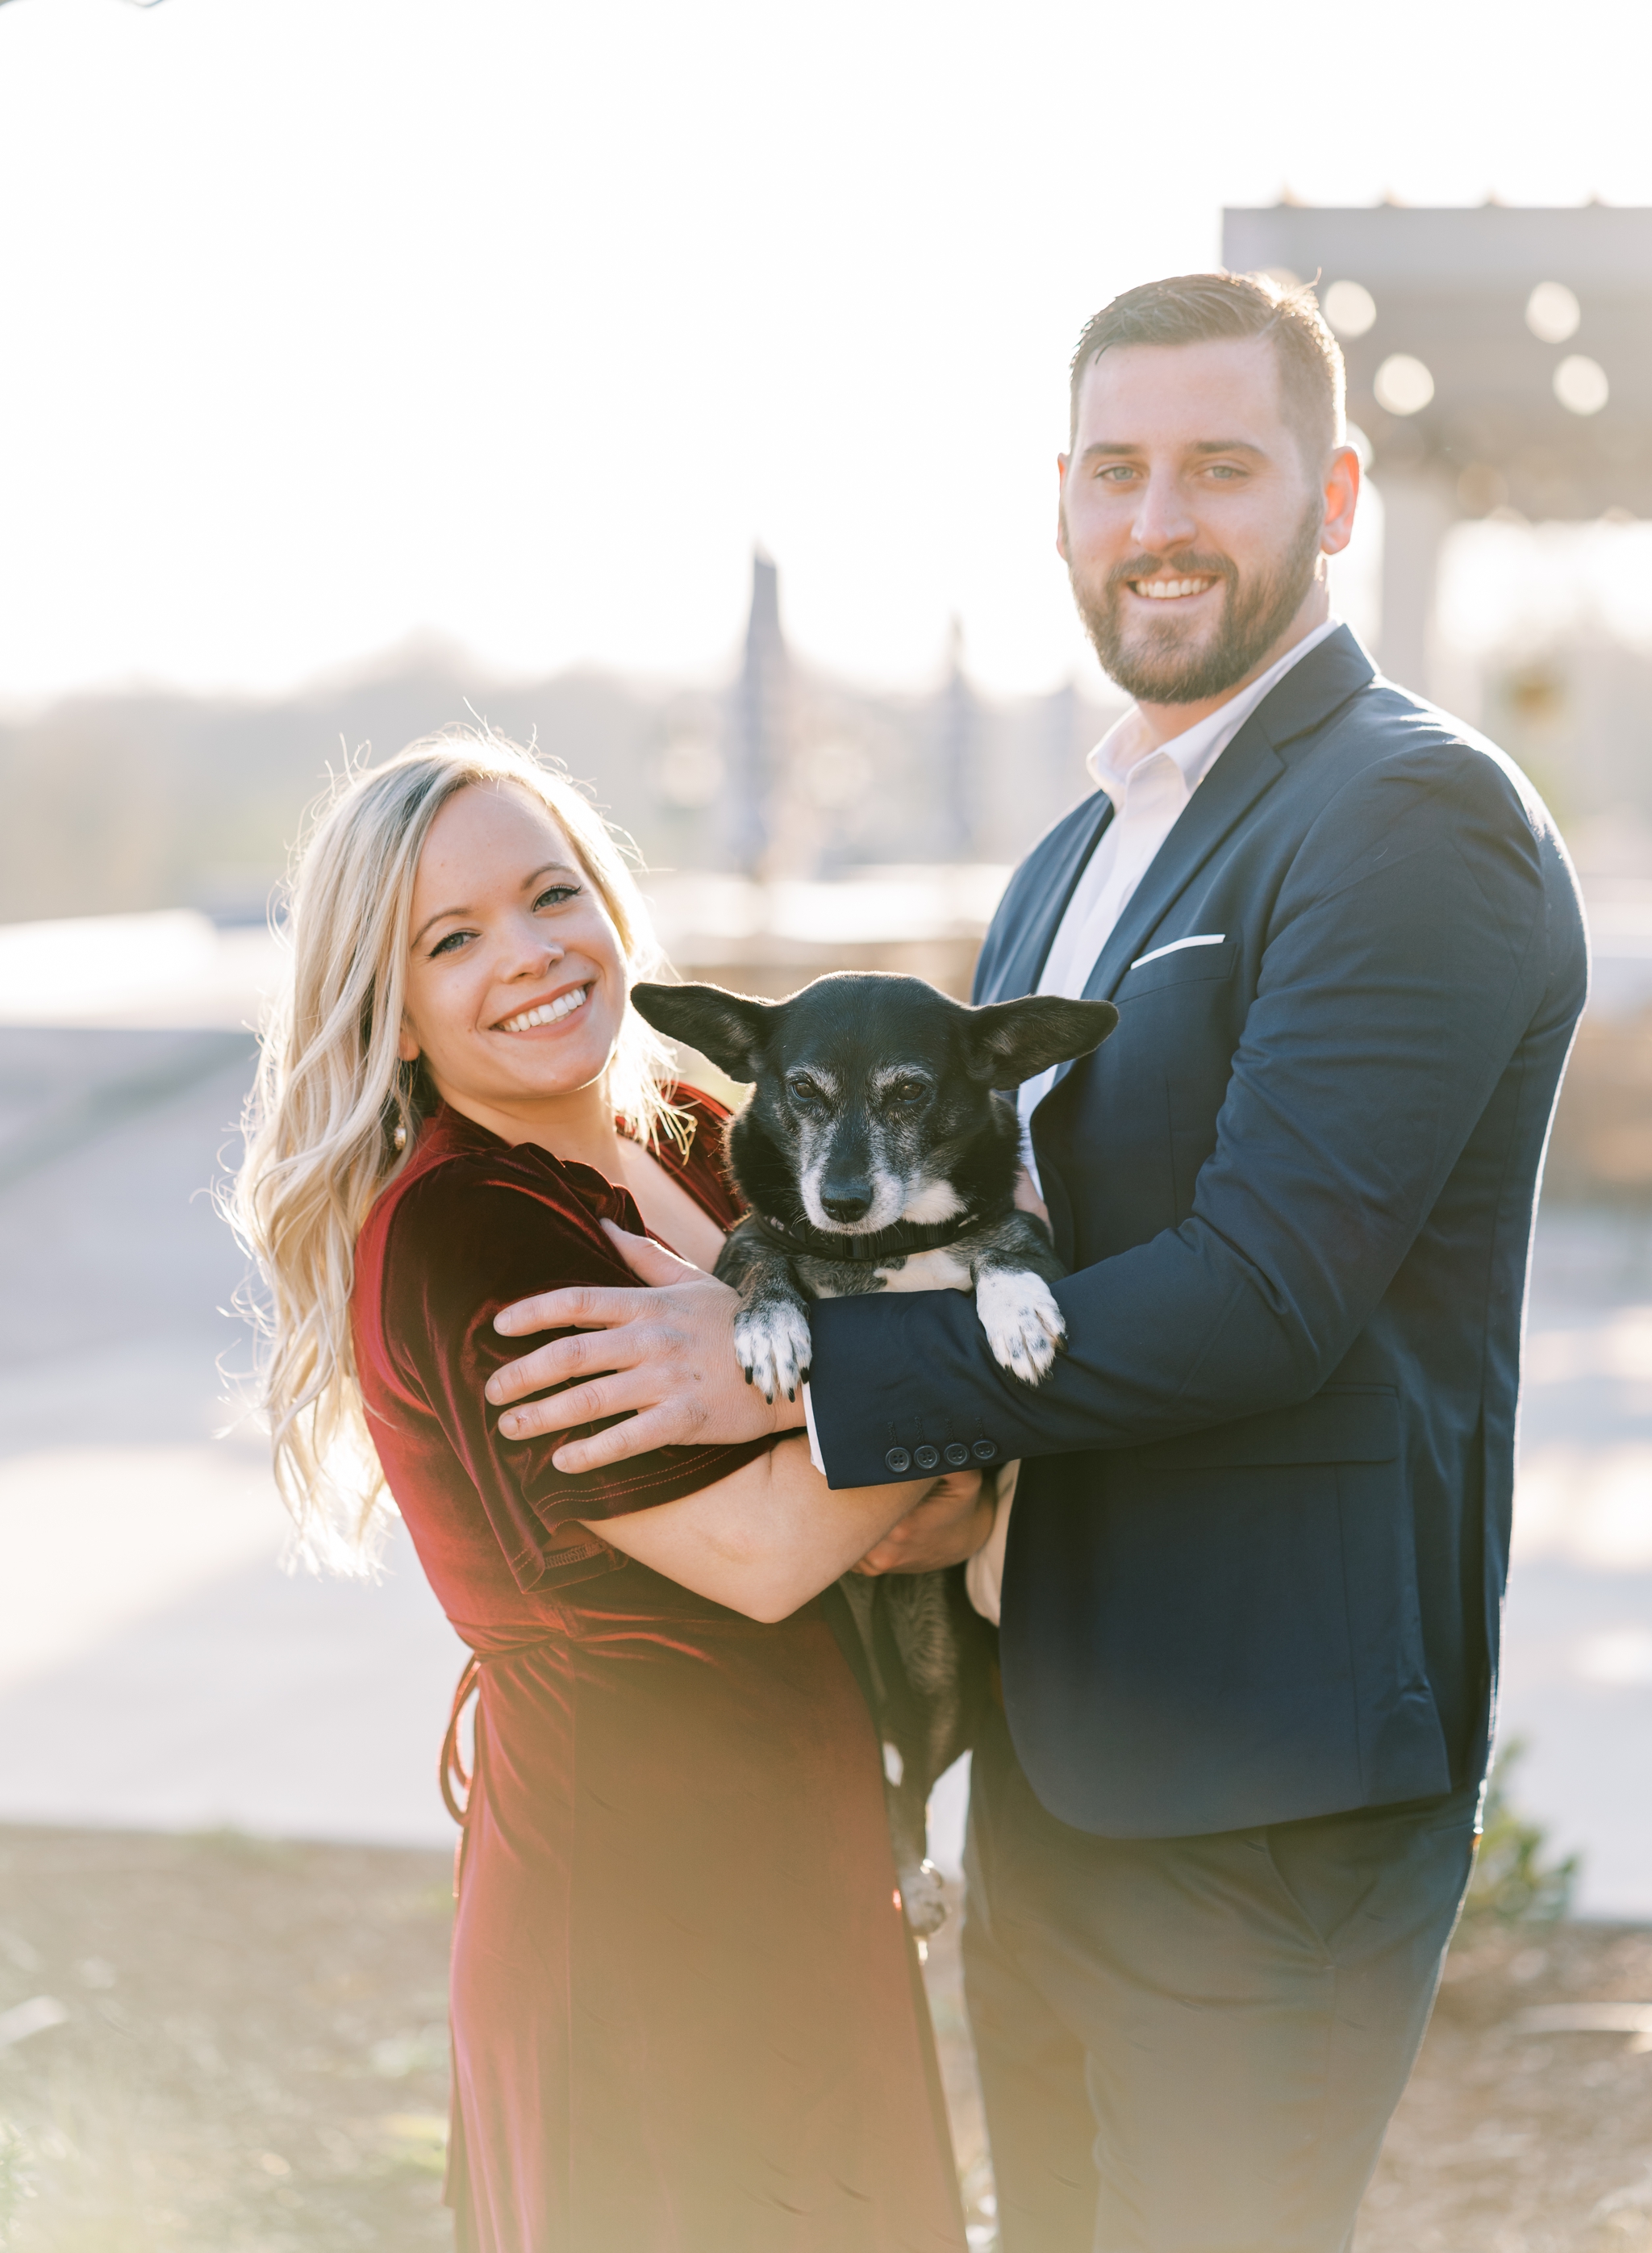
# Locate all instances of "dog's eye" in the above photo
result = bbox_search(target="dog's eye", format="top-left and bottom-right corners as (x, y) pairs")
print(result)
(786, 1075), (824, 1107)
(887, 1079), (928, 1108)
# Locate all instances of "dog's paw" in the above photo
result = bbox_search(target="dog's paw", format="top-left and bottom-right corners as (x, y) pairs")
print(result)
(898, 1859), (949, 1938)
(974, 1267), (1066, 1385)
(734, 1300), (814, 1403)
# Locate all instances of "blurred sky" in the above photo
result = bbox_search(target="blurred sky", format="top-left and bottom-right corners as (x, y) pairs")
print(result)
(0, 0), (1646, 708)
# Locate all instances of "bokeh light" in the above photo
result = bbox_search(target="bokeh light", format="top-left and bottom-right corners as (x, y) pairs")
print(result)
(1526, 280), (1583, 344)
(1322, 278), (1377, 337)
(1554, 353), (1609, 415)
(1374, 353), (1435, 416)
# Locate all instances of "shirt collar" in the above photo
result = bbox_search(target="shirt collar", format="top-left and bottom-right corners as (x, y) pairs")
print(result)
(1087, 616), (1342, 812)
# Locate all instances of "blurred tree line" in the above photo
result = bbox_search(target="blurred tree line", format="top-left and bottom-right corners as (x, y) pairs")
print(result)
(0, 643), (1110, 927)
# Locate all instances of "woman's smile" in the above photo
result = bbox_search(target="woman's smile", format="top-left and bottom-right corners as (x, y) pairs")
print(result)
(496, 982), (593, 1035)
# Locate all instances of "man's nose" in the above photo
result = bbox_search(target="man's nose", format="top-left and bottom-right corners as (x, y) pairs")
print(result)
(1130, 470), (1197, 559)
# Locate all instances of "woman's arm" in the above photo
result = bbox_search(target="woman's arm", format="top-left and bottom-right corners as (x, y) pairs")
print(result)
(382, 1164), (986, 1607)
(583, 1446), (984, 1623)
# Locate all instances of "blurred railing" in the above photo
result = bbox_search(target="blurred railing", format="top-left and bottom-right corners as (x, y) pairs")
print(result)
(645, 866), (1011, 1003)
(4, 868), (1648, 1202)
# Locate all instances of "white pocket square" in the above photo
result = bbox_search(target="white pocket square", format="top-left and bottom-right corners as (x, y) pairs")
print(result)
(1131, 932), (1226, 970)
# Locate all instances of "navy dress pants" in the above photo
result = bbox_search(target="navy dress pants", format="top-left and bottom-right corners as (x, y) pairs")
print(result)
(962, 1704), (1478, 2253)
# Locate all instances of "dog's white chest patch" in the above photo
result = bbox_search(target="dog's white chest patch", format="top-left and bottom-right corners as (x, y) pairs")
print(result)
(876, 1246), (974, 1294)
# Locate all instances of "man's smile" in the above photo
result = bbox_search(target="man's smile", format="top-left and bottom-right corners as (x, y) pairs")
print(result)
(1127, 574), (1220, 602)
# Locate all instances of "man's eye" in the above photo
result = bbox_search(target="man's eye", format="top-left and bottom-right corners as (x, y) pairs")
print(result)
(1095, 465), (1137, 482)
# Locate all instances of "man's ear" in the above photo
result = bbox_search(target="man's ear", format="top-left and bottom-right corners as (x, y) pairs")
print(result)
(966, 995), (1120, 1090)
(1320, 440), (1361, 560)
(629, 982), (774, 1082)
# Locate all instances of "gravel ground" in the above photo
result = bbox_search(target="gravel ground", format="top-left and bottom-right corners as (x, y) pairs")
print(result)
(0, 1829), (454, 2251)
(1358, 1921), (1652, 2251)
(2, 1825), (1651, 2251)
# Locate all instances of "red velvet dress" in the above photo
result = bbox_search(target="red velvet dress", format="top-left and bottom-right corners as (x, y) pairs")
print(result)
(351, 1095), (965, 2253)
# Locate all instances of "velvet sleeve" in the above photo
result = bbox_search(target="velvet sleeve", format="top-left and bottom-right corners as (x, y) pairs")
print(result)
(376, 1146), (774, 1593)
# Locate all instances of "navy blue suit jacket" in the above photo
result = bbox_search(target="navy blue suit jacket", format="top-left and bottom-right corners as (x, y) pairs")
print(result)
(808, 628), (1588, 1838)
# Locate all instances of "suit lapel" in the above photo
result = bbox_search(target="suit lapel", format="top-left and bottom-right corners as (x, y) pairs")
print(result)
(989, 627), (1375, 1033)
(1031, 725), (1284, 1106)
(1035, 625), (1377, 1099)
(978, 792), (1114, 1004)
(1085, 624), (1377, 1003)
(1082, 720), (1284, 1003)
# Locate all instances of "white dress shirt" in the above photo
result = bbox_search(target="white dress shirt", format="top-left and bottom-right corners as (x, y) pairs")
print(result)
(965, 619), (1342, 1624)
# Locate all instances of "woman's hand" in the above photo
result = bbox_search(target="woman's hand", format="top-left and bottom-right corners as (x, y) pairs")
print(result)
(849, 1469), (991, 1578)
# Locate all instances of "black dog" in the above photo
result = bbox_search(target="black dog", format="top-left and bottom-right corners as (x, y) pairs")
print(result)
(631, 971), (1118, 1930)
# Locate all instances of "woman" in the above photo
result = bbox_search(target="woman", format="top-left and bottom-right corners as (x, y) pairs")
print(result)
(233, 728), (987, 2252)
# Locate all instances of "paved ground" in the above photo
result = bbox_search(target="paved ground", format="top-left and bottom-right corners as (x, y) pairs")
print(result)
(2, 1027), (1650, 1912)
(1500, 1213), (1652, 1913)
(0, 1029), (461, 1851)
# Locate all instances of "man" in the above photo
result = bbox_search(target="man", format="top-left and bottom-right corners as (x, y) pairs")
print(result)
(483, 273), (1587, 2251)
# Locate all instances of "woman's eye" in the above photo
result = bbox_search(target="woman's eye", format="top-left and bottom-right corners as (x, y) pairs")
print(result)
(429, 929), (474, 958)
(535, 884), (581, 910)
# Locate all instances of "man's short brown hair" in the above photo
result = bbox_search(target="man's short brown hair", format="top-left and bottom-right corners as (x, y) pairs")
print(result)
(1067, 271), (1346, 466)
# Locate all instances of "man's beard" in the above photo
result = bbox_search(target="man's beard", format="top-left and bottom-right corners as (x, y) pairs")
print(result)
(1070, 494), (1324, 705)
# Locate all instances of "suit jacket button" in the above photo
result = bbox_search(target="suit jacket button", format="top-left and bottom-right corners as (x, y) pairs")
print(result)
(913, 1443), (941, 1471)
(884, 1446), (912, 1474)
(971, 1438), (999, 1462)
(943, 1442), (970, 1467)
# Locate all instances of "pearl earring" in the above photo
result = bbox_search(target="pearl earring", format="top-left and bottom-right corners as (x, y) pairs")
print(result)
(393, 1122), (407, 1151)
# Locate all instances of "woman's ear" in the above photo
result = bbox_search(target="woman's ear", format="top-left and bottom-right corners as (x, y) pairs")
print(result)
(398, 1018), (421, 1064)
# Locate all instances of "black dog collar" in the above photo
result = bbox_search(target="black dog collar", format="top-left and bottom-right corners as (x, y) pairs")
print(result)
(749, 1204), (1004, 1266)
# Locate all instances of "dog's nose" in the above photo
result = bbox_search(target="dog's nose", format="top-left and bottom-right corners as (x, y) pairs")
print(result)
(822, 1191), (873, 1225)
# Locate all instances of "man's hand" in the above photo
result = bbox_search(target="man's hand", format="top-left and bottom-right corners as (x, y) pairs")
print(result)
(851, 1469), (992, 1577)
(486, 1221), (803, 1474)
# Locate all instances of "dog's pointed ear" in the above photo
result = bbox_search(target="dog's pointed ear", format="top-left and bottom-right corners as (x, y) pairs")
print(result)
(629, 982), (775, 1082)
(966, 995), (1120, 1089)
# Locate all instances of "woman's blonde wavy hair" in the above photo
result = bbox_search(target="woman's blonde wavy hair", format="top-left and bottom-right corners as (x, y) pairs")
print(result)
(230, 726), (689, 1568)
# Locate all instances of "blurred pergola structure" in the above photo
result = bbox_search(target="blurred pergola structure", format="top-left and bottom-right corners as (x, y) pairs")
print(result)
(1222, 203), (1652, 695)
